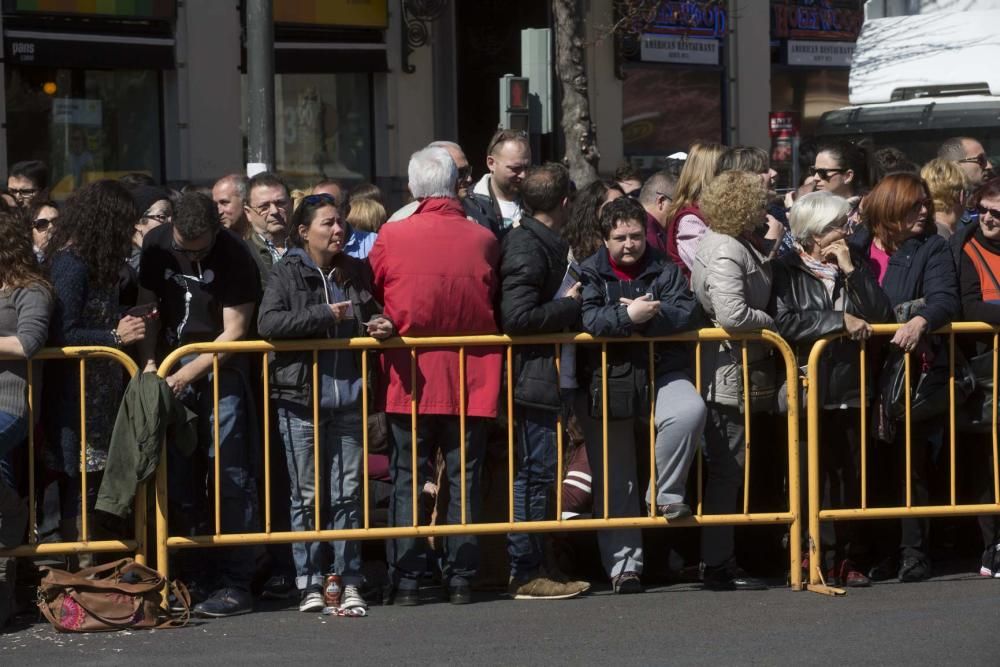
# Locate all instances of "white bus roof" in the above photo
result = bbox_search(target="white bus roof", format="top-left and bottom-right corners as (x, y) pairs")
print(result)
(849, 10), (1000, 105)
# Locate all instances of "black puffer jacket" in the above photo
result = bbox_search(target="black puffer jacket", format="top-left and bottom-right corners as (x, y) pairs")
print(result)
(579, 247), (704, 417)
(500, 216), (580, 410)
(771, 249), (893, 405)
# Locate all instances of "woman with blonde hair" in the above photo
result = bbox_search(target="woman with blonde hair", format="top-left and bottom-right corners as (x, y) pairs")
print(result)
(664, 142), (725, 276)
(920, 158), (968, 238)
(346, 197), (387, 233)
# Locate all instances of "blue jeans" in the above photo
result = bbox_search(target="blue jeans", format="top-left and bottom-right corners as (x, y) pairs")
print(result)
(169, 358), (260, 590)
(507, 406), (558, 579)
(276, 403), (363, 589)
(0, 411), (27, 551)
(387, 414), (485, 588)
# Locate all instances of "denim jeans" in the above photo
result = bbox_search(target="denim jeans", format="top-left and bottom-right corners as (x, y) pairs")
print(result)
(0, 411), (27, 550)
(169, 357), (259, 590)
(276, 403), (363, 589)
(507, 406), (558, 579)
(387, 414), (485, 588)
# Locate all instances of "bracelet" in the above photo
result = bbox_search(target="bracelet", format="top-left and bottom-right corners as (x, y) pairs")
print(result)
(110, 328), (123, 347)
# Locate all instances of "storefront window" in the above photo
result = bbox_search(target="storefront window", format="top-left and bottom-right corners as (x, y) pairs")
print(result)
(243, 72), (372, 190)
(5, 66), (162, 195)
(622, 64), (723, 163)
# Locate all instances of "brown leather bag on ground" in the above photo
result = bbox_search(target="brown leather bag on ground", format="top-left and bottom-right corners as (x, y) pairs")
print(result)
(37, 558), (189, 632)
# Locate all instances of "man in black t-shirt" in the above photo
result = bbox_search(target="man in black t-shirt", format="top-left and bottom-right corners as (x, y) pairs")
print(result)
(138, 192), (261, 618)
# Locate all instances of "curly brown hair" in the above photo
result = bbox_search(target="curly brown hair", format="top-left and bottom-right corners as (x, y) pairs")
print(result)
(0, 211), (49, 293)
(699, 170), (767, 237)
(45, 180), (137, 289)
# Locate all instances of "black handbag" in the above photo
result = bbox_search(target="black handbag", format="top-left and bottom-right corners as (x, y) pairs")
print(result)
(588, 359), (647, 421)
(879, 343), (974, 422)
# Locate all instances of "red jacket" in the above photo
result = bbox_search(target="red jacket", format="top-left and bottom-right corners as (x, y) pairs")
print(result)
(369, 197), (502, 418)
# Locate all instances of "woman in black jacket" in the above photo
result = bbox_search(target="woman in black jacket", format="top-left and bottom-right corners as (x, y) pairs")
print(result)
(577, 197), (706, 594)
(772, 191), (892, 587)
(257, 193), (387, 613)
(848, 172), (961, 582)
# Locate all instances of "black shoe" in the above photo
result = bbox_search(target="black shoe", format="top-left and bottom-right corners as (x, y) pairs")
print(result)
(898, 555), (930, 583)
(702, 561), (767, 591)
(612, 571), (643, 594)
(867, 556), (897, 582)
(448, 582), (471, 605)
(170, 579), (208, 613)
(192, 587), (253, 618)
(393, 586), (420, 606)
(260, 574), (296, 600)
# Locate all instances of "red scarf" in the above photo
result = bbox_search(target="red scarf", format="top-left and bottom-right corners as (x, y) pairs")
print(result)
(609, 254), (643, 281)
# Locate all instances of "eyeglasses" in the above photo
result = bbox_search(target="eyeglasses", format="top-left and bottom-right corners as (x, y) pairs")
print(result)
(977, 204), (1000, 219)
(808, 167), (847, 180)
(457, 165), (472, 183)
(171, 233), (217, 261)
(959, 154), (989, 169)
(910, 197), (933, 213)
(626, 189), (641, 199)
(9, 187), (38, 199)
(656, 190), (673, 202)
(247, 198), (290, 216)
(486, 128), (529, 157)
(143, 213), (172, 224)
(302, 193), (337, 207)
(32, 218), (53, 231)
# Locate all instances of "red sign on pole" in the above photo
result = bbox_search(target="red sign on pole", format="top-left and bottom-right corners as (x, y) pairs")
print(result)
(769, 111), (800, 138)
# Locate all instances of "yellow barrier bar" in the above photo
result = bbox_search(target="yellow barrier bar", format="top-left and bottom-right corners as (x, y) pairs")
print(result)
(27, 361), (35, 545)
(162, 512), (800, 548)
(648, 341), (656, 518)
(459, 347), (467, 525)
(410, 348), (418, 527)
(312, 350), (320, 532)
(904, 351), (912, 508)
(4, 539), (139, 557)
(263, 352), (272, 533)
(213, 354), (221, 535)
(79, 358), (88, 543)
(741, 343), (751, 515)
(820, 504), (1000, 520)
(949, 333), (957, 506)
(806, 338), (826, 587)
(507, 346), (514, 523)
(859, 342), (868, 509)
(601, 343), (609, 520)
(555, 343), (563, 521)
(696, 341), (703, 517)
(362, 349), (370, 530)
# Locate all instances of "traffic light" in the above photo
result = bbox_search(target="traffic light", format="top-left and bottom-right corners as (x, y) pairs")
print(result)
(499, 74), (530, 132)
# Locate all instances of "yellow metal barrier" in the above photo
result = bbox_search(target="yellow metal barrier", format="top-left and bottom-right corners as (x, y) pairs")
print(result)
(805, 322), (1000, 594)
(0, 346), (143, 562)
(153, 328), (803, 590)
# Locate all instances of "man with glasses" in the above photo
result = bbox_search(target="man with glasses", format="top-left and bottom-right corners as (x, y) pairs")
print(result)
(7, 160), (48, 208)
(638, 169), (678, 254)
(471, 128), (532, 233)
(244, 172), (293, 288)
(939, 136), (994, 188)
(138, 192), (262, 618)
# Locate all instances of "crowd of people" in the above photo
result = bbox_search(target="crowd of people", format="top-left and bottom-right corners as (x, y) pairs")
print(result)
(0, 129), (997, 627)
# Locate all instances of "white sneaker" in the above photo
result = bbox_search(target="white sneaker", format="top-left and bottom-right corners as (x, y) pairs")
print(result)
(340, 584), (367, 610)
(298, 588), (324, 613)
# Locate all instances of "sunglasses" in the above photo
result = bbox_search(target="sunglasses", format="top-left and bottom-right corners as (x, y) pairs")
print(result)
(171, 232), (217, 261)
(977, 204), (1000, 219)
(32, 218), (52, 231)
(959, 154), (989, 169)
(9, 187), (38, 198)
(302, 193), (337, 207)
(910, 197), (933, 213)
(143, 212), (171, 224)
(808, 167), (846, 180)
(487, 128), (528, 156)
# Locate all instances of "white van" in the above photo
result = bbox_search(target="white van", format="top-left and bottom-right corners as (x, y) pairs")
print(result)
(815, 9), (1000, 165)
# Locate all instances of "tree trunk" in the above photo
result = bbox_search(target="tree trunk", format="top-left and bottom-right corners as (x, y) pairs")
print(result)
(552, 0), (600, 188)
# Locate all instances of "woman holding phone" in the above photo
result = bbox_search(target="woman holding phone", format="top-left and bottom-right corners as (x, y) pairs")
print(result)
(257, 193), (389, 613)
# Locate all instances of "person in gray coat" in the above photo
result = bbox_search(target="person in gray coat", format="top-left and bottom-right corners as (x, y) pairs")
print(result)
(578, 197), (706, 594)
(690, 170), (775, 591)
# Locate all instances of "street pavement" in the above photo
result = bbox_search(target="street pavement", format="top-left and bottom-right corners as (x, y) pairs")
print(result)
(3, 572), (999, 665)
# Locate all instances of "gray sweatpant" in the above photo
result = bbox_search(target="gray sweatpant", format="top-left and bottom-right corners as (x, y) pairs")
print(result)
(576, 371), (706, 579)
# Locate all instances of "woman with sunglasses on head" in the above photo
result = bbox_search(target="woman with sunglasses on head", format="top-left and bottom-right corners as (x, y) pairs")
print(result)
(258, 192), (389, 614)
(771, 192), (892, 586)
(950, 176), (1000, 577)
(43, 180), (145, 564)
(848, 172), (960, 583)
(0, 210), (52, 628)
(811, 140), (871, 233)
(25, 191), (58, 263)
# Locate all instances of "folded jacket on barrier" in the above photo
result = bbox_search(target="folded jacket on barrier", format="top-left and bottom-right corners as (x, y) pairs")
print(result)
(95, 372), (198, 519)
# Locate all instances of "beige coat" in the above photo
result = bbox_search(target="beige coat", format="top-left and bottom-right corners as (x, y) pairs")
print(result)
(690, 230), (776, 408)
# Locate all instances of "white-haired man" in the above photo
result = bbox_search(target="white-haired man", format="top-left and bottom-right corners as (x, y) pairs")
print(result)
(368, 147), (502, 606)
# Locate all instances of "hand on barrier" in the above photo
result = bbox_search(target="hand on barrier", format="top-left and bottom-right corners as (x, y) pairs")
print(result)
(365, 315), (395, 340)
(891, 315), (929, 353)
(166, 369), (193, 397)
(621, 294), (660, 324)
(843, 312), (871, 341)
(115, 315), (147, 346)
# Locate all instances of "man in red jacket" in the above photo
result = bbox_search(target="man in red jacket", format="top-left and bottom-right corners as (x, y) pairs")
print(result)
(368, 146), (502, 606)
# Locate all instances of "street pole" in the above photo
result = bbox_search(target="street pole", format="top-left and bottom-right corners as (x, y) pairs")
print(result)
(246, 0), (275, 176)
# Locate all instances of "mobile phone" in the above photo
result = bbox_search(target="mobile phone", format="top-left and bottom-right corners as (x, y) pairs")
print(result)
(334, 300), (354, 318)
(126, 303), (158, 319)
(566, 265), (581, 282)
